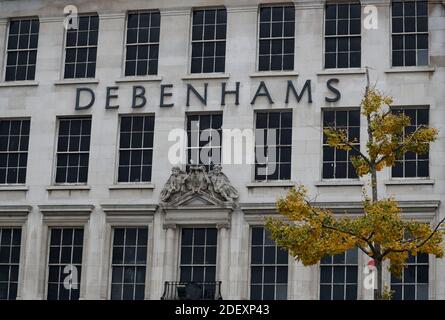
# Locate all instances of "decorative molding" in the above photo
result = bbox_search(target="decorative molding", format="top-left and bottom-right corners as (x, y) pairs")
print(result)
(101, 204), (158, 216)
(240, 203), (277, 215)
(38, 204), (94, 217)
(0, 205), (32, 217)
(108, 184), (155, 190)
(246, 182), (296, 188)
(384, 66), (435, 74)
(39, 16), (64, 23)
(385, 179), (435, 186)
(159, 9), (191, 17)
(317, 68), (366, 76)
(0, 81), (39, 88)
(163, 223), (178, 230)
(98, 13), (126, 20)
(226, 6), (258, 14)
(54, 79), (99, 86)
(46, 185), (91, 191)
(182, 73), (230, 81)
(249, 71), (299, 78)
(315, 180), (364, 187)
(115, 76), (162, 84)
(0, 19), (8, 26)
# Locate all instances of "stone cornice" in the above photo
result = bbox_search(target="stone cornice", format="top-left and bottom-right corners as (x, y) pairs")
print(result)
(101, 204), (158, 216)
(0, 205), (32, 216)
(38, 204), (94, 217)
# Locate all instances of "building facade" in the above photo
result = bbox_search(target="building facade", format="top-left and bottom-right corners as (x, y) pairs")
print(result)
(0, 0), (444, 300)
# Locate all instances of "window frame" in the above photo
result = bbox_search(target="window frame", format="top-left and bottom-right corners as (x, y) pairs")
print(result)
(253, 109), (293, 182)
(248, 226), (289, 300)
(123, 10), (161, 78)
(3, 16), (40, 82)
(115, 113), (156, 184)
(52, 116), (92, 186)
(323, 2), (362, 69)
(321, 107), (361, 181)
(0, 117), (31, 185)
(61, 13), (99, 80)
(390, 105), (431, 179)
(256, 3), (296, 72)
(188, 6), (227, 74)
(390, 0), (429, 68)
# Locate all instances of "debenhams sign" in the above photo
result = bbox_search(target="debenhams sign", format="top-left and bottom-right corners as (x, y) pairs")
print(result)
(74, 78), (341, 110)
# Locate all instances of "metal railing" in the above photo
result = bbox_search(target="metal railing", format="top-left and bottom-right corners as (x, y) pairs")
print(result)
(161, 281), (223, 300)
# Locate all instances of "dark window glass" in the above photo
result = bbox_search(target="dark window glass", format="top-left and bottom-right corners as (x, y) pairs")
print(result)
(0, 119), (30, 184)
(64, 15), (99, 79)
(324, 3), (361, 69)
(47, 228), (83, 300)
(391, 253), (428, 300)
(258, 5), (295, 71)
(111, 227), (148, 300)
(320, 249), (358, 300)
(55, 118), (91, 184)
(118, 115), (154, 183)
(322, 109), (360, 179)
(391, 108), (430, 178)
(391, 1), (428, 66)
(250, 227), (288, 300)
(5, 18), (39, 81)
(191, 8), (226, 73)
(180, 228), (217, 299)
(186, 114), (222, 172)
(255, 111), (292, 182)
(125, 11), (160, 76)
(0, 228), (21, 300)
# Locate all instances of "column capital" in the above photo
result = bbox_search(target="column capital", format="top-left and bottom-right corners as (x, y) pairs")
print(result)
(163, 223), (177, 230)
(217, 223), (231, 230)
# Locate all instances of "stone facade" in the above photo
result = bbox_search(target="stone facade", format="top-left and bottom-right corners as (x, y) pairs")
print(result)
(0, 0), (444, 300)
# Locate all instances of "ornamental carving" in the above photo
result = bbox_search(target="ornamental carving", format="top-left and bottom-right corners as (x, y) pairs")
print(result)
(160, 165), (239, 203)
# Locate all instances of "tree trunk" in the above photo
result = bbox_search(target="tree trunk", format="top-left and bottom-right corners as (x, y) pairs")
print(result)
(374, 260), (383, 300)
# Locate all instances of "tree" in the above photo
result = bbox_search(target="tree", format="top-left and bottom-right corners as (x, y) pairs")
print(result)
(266, 72), (444, 299)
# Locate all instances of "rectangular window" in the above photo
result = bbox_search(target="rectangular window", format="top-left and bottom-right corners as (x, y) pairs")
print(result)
(64, 15), (99, 79)
(0, 119), (30, 184)
(125, 11), (160, 76)
(322, 109), (360, 179)
(47, 228), (83, 300)
(118, 115), (155, 183)
(0, 228), (21, 300)
(258, 5), (295, 71)
(180, 228), (217, 299)
(186, 114), (222, 172)
(391, 253), (429, 300)
(255, 111), (292, 181)
(110, 227), (148, 300)
(55, 117), (91, 184)
(392, 108), (429, 178)
(319, 249), (358, 300)
(325, 3), (361, 68)
(5, 18), (39, 81)
(250, 227), (288, 300)
(392, 1), (428, 67)
(191, 8), (227, 73)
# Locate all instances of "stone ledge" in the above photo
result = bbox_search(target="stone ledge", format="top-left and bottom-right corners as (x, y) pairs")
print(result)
(0, 81), (39, 88)
(385, 179), (435, 186)
(47, 185), (91, 191)
(182, 73), (230, 80)
(108, 184), (155, 190)
(38, 204), (94, 217)
(384, 66), (435, 73)
(315, 180), (364, 187)
(249, 71), (299, 78)
(246, 182), (296, 188)
(0, 185), (29, 191)
(0, 205), (32, 216)
(115, 76), (162, 83)
(54, 79), (99, 86)
(101, 204), (158, 216)
(317, 68), (366, 76)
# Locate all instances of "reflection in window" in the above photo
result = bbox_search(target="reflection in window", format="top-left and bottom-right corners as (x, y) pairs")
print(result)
(191, 8), (227, 73)
(322, 109), (360, 179)
(47, 228), (83, 300)
(64, 15), (99, 79)
(392, 108), (430, 178)
(111, 227), (148, 300)
(125, 11), (160, 76)
(0, 228), (21, 300)
(118, 115), (155, 183)
(324, 3), (361, 68)
(255, 111), (292, 181)
(180, 228), (217, 299)
(258, 5), (295, 71)
(250, 227), (288, 300)
(55, 117), (91, 184)
(0, 119), (30, 184)
(320, 249), (358, 300)
(392, 1), (428, 66)
(5, 18), (39, 81)
(391, 253), (429, 300)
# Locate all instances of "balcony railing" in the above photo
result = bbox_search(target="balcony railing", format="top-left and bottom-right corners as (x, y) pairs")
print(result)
(161, 281), (223, 300)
